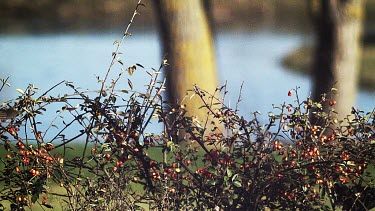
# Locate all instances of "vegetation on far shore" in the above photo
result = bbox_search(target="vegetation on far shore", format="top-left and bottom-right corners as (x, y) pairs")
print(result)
(282, 44), (375, 91)
(2, 0), (375, 34)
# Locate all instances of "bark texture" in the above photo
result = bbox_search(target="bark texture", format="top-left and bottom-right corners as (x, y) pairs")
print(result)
(311, 0), (363, 121)
(153, 0), (219, 122)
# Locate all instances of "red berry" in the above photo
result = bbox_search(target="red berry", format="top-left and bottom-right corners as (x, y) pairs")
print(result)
(288, 90), (293, 96)
(105, 154), (111, 159)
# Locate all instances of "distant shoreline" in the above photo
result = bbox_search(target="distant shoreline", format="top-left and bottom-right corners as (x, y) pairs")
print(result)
(282, 43), (375, 91)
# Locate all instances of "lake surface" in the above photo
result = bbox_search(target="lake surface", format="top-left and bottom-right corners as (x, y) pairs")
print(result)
(0, 30), (374, 134)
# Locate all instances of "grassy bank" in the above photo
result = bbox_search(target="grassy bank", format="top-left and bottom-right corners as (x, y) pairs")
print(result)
(282, 44), (375, 91)
(0, 142), (206, 210)
(2, 142), (374, 210)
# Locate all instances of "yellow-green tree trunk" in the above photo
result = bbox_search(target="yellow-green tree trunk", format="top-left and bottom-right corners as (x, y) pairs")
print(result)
(153, 0), (219, 123)
(310, 0), (363, 122)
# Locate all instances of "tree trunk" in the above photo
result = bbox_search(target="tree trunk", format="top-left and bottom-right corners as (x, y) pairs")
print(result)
(153, 0), (219, 130)
(311, 0), (363, 122)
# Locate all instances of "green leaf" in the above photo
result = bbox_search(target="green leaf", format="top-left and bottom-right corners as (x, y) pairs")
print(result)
(167, 141), (175, 152)
(31, 194), (38, 203)
(227, 168), (232, 177)
(233, 181), (242, 187)
(232, 174), (238, 182)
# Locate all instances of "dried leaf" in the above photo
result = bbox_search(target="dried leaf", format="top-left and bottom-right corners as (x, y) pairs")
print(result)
(136, 63), (144, 68)
(127, 65), (136, 76)
(128, 79), (133, 90)
(16, 89), (24, 95)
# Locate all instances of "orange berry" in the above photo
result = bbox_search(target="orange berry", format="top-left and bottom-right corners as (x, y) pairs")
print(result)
(329, 100), (336, 106)
(105, 154), (111, 159)
(17, 142), (24, 149)
(8, 128), (15, 135)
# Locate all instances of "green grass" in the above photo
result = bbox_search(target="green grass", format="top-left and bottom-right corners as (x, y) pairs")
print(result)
(0, 142), (207, 210)
(282, 44), (375, 91)
(1, 142), (375, 210)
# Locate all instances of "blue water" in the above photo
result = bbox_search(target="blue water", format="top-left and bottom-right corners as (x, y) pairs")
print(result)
(0, 30), (374, 136)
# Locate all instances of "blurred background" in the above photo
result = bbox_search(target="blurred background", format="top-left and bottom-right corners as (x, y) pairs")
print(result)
(0, 0), (374, 125)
